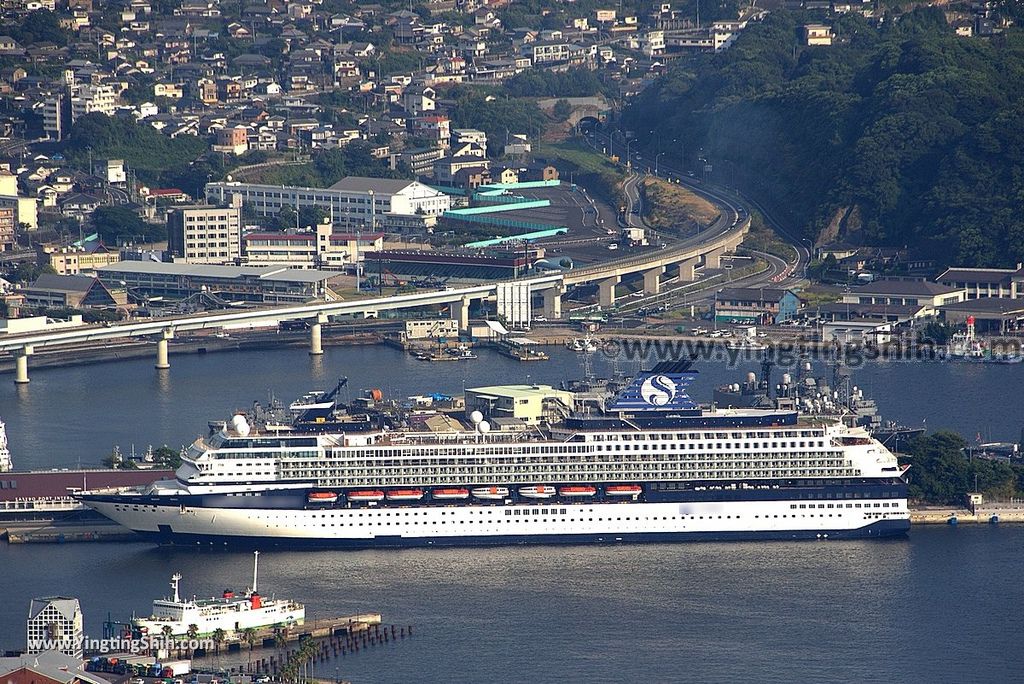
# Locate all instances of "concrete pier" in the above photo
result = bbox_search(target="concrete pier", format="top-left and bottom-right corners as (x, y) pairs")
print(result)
(155, 330), (173, 369)
(309, 318), (324, 356)
(14, 346), (32, 384)
(676, 256), (699, 282)
(643, 266), (664, 295)
(542, 286), (563, 319)
(598, 275), (620, 308)
(452, 296), (471, 331)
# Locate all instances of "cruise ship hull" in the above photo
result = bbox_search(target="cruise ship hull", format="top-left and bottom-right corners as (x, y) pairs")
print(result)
(83, 494), (910, 548)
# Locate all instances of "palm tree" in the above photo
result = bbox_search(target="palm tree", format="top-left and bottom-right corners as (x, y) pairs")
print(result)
(242, 627), (257, 668)
(160, 625), (174, 658)
(273, 626), (288, 650)
(186, 624), (200, 658)
(212, 628), (226, 655)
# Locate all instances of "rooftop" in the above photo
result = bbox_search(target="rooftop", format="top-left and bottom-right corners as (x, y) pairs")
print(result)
(851, 280), (962, 296)
(28, 273), (97, 293)
(938, 297), (1024, 315)
(327, 176), (421, 194)
(98, 262), (338, 283)
(935, 266), (1022, 284)
(717, 287), (794, 302)
(466, 384), (569, 399)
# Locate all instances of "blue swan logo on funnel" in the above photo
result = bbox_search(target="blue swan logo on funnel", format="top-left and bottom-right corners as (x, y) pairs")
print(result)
(640, 375), (676, 406)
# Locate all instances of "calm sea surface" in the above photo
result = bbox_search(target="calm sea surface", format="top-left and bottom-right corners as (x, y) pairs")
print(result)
(1, 346), (1023, 682)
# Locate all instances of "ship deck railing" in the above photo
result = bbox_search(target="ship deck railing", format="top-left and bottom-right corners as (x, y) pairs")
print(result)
(379, 430), (536, 446)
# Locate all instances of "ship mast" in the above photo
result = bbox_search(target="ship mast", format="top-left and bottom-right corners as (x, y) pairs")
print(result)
(0, 418), (12, 473)
(171, 573), (182, 603)
(251, 550), (259, 595)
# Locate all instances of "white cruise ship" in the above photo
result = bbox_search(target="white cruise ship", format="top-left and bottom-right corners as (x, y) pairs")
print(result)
(134, 552), (304, 636)
(81, 362), (911, 547)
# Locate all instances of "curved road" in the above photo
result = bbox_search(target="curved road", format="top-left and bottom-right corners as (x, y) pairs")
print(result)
(581, 128), (804, 290)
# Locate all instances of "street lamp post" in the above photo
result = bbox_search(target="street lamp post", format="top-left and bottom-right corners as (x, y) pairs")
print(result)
(625, 139), (634, 169)
(655, 152), (664, 176)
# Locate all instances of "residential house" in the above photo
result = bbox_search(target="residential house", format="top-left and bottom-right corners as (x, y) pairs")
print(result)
(714, 287), (801, 324)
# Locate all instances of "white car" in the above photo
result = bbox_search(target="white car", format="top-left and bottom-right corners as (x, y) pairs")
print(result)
(608, 243), (618, 250)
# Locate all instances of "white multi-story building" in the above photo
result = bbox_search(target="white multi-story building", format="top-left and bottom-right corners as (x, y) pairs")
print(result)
(70, 84), (118, 121)
(42, 93), (66, 141)
(27, 597), (84, 659)
(243, 221), (384, 270)
(206, 177), (451, 231)
(166, 197), (243, 265)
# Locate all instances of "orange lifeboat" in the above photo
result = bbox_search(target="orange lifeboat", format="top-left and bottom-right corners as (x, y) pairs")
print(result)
(307, 491), (339, 504)
(559, 486), (597, 497)
(386, 489), (424, 501)
(606, 485), (643, 497)
(347, 489), (385, 502)
(519, 485), (556, 499)
(472, 486), (510, 500)
(432, 488), (471, 500)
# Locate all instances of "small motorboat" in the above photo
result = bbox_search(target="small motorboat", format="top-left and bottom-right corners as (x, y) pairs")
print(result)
(605, 485), (643, 497)
(386, 489), (424, 501)
(519, 485), (556, 499)
(346, 489), (385, 502)
(472, 486), (510, 500)
(559, 486), (597, 497)
(307, 491), (339, 504)
(432, 488), (471, 500)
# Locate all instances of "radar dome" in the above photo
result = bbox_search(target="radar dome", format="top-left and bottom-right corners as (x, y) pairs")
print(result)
(470, 410), (484, 424)
(231, 414), (251, 437)
(478, 421), (491, 434)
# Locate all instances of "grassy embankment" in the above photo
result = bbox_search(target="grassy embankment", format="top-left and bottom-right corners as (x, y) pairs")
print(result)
(535, 139), (626, 209)
(640, 177), (719, 237)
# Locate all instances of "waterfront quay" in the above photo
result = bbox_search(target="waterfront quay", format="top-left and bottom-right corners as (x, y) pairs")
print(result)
(911, 504), (1024, 525)
(190, 621), (414, 682)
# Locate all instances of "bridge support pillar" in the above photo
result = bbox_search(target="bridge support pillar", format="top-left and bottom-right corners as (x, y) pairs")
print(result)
(14, 345), (32, 384)
(705, 247), (726, 269)
(643, 266), (664, 295)
(155, 329), (174, 369)
(309, 313), (327, 355)
(452, 296), (471, 331)
(542, 286), (563, 319)
(598, 276), (620, 309)
(677, 256), (699, 282)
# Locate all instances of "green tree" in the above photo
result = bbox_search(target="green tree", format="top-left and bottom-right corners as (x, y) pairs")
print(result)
(152, 446), (182, 469)
(186, 624), (200, 658)
(552, 99), (573, 122)
(92, 206), (158, 245)
(242, 627), (257, 667)
(623, 7), (1024, 267)
(161, 625), (175, 658)
(901, 431), (1021, 504)
(212, 627), (226, 655)
(10, 10), (70, 46)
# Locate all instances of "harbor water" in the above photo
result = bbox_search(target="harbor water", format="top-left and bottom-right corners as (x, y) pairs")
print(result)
(2, 345), (1024, 681)
(1, 528), (1023, 682)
